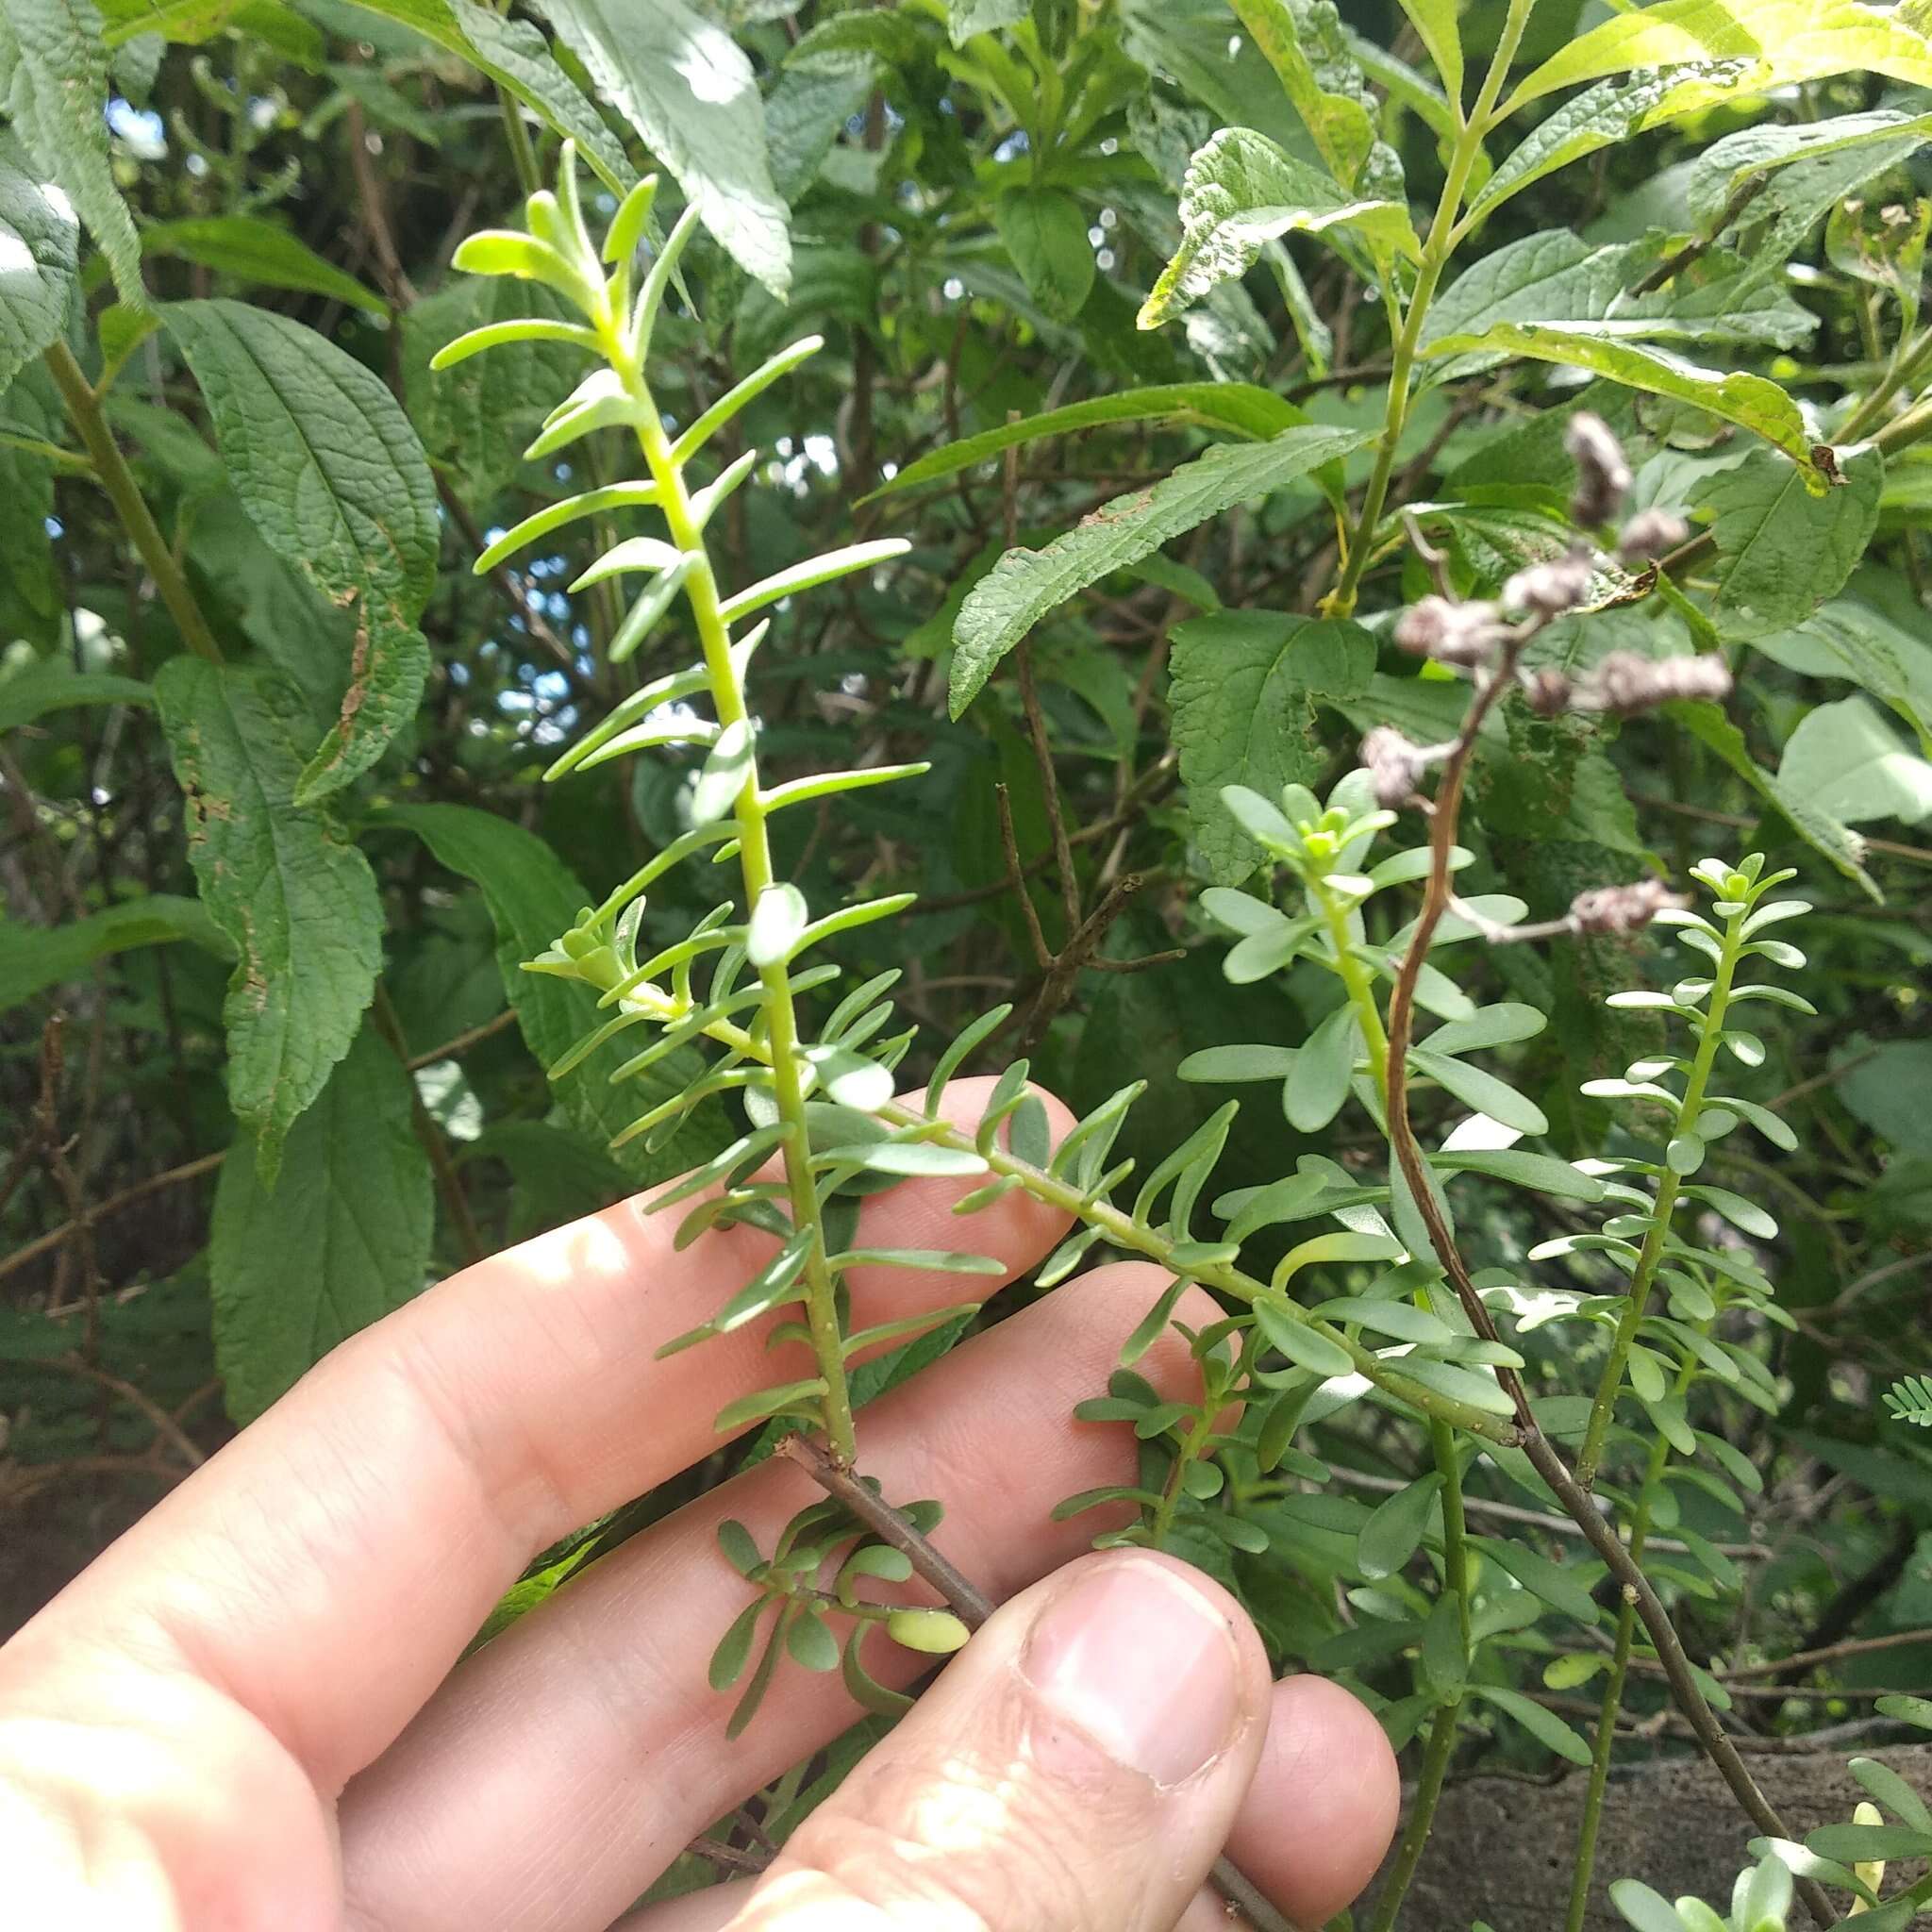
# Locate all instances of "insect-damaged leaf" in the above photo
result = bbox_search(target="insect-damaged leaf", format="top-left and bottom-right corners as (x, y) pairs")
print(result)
(155, 660), (383, 1184)
(164, 300), (440, 804)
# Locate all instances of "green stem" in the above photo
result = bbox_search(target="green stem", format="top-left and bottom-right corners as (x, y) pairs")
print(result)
(497, 85), (541, 199)
(1370, 1697), (1460, 1932)
(1840, 317), (1932, 442)
(44, 340), (225, 665)
(1328, 0), (1535, 615)
(1565, 1362), (1690, 1932)
(1317, 878), (1392, 1089)
(1148, 1406), (1215, 1548)
(598, 320), (859, 1469)
(1574, 904), (1749, 1488)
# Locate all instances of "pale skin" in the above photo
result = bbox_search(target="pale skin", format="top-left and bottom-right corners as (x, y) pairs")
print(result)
(0, 1080), (1400, 1932)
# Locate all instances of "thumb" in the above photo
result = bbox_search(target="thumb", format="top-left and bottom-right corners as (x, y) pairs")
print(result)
(724, 1550), (1273, 1932)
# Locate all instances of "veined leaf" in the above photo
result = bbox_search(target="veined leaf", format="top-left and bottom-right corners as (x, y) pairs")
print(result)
(863, 381), (1315, 503)
(1670, 699), (1877, 898)
(995, 185), (1095, 323)
(209, 1024), (432, 1423)
(342, 0), (634, 192)
(1171, 613), (1375, 884)
(1227, 0), (1379, 189)
(0, 0), (147, 308)
(1703, 444), (1882, 641)
(1139, 126), (1419, 331)
(1424, 229), (1817, 362)
(0, 659), (150, 733)
(1750, 598), (1932, 752)
(1394, 0), (1461, 103)
(97, 0), (246, 42)
(0, 142), (77, 393)
(1505, 0), (1932, 115)
(530, 0), (791, 296)
(1776, 697), (1932, 827)
(383, 803), (727, 1182)
(950, 425), (1372, 717)
(0, 894), (230, 1011)
(1419, 320), (1819, 478)
(1687, 108), (1932, 232)
(143, 216), (388, 317)
(164, 301), (439, 803)
(155, 662), (383, 1184)
(1473, 66), (1765, 225)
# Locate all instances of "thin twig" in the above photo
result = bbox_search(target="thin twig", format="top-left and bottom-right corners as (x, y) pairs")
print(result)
(779, 1433), (1295, 1932)
(1378, 623), (1833, 1924)
(780, 1433), (993, 1622)
(1523, 1432), (1836, 1927)
(38, 1356), (205, 1472)
(406, 1006), (519, 1070)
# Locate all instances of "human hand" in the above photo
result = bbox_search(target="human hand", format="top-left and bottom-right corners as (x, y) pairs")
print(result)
(0, 1080), (1398, 1932)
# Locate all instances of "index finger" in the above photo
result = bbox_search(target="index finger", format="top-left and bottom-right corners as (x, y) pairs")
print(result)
(0, 1079), (1071, 1793)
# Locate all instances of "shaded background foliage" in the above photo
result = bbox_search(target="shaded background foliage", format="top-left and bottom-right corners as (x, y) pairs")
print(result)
(4, 0), (1932, 1915)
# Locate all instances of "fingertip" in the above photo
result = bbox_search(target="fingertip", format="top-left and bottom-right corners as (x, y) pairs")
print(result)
(1225, 1674), (1402, 1927)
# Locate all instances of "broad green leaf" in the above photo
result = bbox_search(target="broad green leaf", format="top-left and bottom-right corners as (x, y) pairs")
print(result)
(1750, 598), (1932, 751)
(951, 425), (1371, 717)
(530, 0), (790, 296)
(1505, 0), (1932, 116)
(0, 658), (150, 732)
(1702, 445), (1881, 641)
(164, 300), (439, 803)
(342, 0), (635, 192)
(0, 0), (146, 308)
(0, 894), (230, 1010)
(1139, 126), (1418, 330)
(1170, 613), (1375, 883)
(1776, 696), (1932, 825)
(156, 661), (382, 1183)
(382, 804), (727, 1183)
(144, 215), (388, 317)
(994, 185), (1094, 322)
(1420, 320), (1818, 478)
(0, 140), (77, 393)
(209, 1024), (433, 1423)
(865, 382), (1316, 503)
(1424, 230), (1816, 363)
(1671, 698), (1878, 897)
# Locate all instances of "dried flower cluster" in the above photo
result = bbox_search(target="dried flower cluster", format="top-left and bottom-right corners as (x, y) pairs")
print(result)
(1568, 877), (1687, 935)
